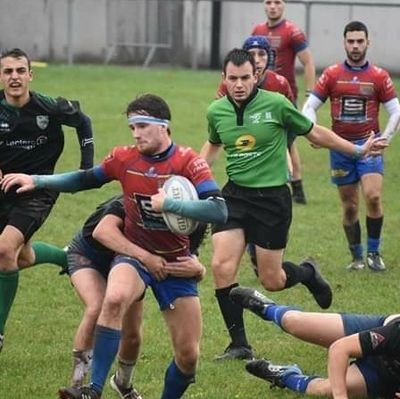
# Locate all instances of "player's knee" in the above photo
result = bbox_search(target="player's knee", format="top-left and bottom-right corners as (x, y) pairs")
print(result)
(101, 292), (129, 319)
(0, 242), (18, 269)
(280, 311), (302, 334)
(175, 344), (199, 374)
(211, 258), (236, 282)
(306, 378), (332, 396)
(259, 273), (285, 291)
(84, 301), (103, 321)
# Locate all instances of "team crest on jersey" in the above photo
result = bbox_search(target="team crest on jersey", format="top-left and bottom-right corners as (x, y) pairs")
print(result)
(369, 332), (384, 349)
(249, 113), (262, 124)
(36, 115), (49, 130)
(359, 83), (374, 96)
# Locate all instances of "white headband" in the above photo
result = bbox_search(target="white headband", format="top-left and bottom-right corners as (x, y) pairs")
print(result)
(128, 115), (170, 127)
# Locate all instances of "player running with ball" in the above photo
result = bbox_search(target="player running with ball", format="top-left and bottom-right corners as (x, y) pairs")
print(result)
(1, 94), (227, 399)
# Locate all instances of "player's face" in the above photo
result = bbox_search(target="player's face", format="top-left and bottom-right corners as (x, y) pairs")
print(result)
(128, 113), (170, 156)
(264, 0), (285, 22)
(223, 61), (257, 105)
(0, 56), (32, 106)
(344, 31), (369, 65)
(248, 48), (268, 79)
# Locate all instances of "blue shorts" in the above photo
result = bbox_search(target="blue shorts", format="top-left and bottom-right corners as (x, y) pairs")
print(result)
(330, 138), (384, 185)
(111, 255), (198, 311)
(66, 231), (114, 279)
(341, 313), (394, 397)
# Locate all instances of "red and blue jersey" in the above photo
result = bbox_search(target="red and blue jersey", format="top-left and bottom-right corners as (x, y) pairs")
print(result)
(101, 143), (215, 260)
(252, 19), (308, 100)
(313, 62), (397, 140)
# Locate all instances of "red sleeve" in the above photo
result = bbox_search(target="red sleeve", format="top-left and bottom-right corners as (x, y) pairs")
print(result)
(216, 81), (228, 98)
(313, 66), (335, 101)
(279, 74), (295, 103)
(289, 23), (308, 52)
(101, 146), (130, 181)
(376, 69), (397, 103)
(181, 148), (214, 187)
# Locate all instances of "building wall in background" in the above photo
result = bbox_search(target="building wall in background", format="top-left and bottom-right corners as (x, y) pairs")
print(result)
(0, 0), (399, 73)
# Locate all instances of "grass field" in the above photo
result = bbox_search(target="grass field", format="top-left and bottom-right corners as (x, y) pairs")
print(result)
(1, 64), (400, 399)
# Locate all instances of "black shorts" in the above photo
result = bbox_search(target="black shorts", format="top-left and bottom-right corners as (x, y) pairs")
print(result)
(0, 190), (59, 242)
(212, 181), (292, 250)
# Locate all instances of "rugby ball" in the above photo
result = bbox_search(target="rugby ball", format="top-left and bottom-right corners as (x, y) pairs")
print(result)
(162, 175), (199, 235)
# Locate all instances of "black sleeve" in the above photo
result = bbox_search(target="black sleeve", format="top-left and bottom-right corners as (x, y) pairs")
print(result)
(56, 97), (95, 169)
(359, 321), (400, 357)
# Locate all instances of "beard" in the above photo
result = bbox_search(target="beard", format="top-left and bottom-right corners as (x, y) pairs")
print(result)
(346, 48), (367, 64)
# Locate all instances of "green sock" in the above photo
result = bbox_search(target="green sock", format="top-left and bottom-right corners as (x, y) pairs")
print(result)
(31, 241), (67, 269)
(0, 269), (19, 334)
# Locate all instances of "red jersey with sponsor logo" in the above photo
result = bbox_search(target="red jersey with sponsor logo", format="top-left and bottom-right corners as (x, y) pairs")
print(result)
(252, 19), (308, 100)
(101, 143), (213, 261)
(313, 62), (397, 140)
(216, 70), (294, 102)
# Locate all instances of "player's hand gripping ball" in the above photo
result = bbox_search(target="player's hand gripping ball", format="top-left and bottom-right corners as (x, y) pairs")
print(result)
(162, 176), (199, 235)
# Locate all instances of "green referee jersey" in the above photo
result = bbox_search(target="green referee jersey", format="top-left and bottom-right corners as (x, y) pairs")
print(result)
(207, 89), (313, 188)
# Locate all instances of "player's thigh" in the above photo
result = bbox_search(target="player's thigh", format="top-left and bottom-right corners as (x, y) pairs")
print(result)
(70, 267), (107, 309)
(282, 312), (345, 347)
(256, 247), (285, 288)
(360, 172), (383, 200)
(106, 259), (146, 305)
(0, 225), (26, 266)
(163, 296), (202, 360)
(211, 229), (246, 282)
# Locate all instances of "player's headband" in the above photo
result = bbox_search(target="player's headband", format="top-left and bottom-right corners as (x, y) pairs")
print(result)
(128, 115), (170, 127)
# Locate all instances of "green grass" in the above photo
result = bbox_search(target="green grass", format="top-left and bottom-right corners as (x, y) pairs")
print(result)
(1, 64), (400, 398)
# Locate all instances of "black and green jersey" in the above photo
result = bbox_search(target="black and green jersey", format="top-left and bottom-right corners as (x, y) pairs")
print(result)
(207, 89), (313, 188)
(0, 91), (94, 175)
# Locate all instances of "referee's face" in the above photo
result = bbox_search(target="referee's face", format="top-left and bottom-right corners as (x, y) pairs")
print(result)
(223, 61), (257, 105)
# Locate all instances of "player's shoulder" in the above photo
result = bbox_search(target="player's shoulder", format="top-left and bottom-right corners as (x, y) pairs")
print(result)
(368, 63), (391, 78)
(252, 22), (267, 34)
(207, 96), (229, 113)
(31, 92), (80, 115)
(106, 145), (136, 161)
(285, 19), (305, 35)
(265, 70), (289, 84)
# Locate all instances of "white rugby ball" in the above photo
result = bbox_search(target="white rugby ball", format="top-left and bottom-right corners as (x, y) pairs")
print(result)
(162, 175), (199, 235)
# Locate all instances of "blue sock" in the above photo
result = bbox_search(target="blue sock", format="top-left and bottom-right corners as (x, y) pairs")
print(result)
(367, 238), (380, 253)
(350, 244), (363, 259)
(264, 305), (293, 328)
(282, 369), (317, 393)
(90, 325), (121, 393)
(160, 359), (195, 399)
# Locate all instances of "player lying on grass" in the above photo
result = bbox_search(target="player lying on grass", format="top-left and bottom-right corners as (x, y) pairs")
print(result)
(230, 286), (400, 399)
(1, 93), (227, 399)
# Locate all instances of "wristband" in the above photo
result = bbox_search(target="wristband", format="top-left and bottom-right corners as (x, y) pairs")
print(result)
(352, 144), (363, 159)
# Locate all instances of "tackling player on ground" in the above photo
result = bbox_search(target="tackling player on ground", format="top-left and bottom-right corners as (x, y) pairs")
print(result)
(231, 286), (400, 399)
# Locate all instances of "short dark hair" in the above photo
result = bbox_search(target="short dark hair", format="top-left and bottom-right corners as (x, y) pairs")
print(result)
(223, 48), (256, 75)
(126, 94), (171, 121)
(0, 48), (31, 69)
(343, 21), (368, 38)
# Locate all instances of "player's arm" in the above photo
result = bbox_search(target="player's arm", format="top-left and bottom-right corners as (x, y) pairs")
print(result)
(55, 97), (95, 170)
(92, 214), (168, 281)
(297, 48), (316, 95)
(1, 165), (111, 194)
(306, 124), (386, 157)
(151, 188), (227, 224)
(302, 93), (324, 123)
(381, 98), (400, 143)
(327, 334), (362, 399)
(199, 141), (223, 167)
(164, 256), (206, 281)
(75, 112), (95, 169)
